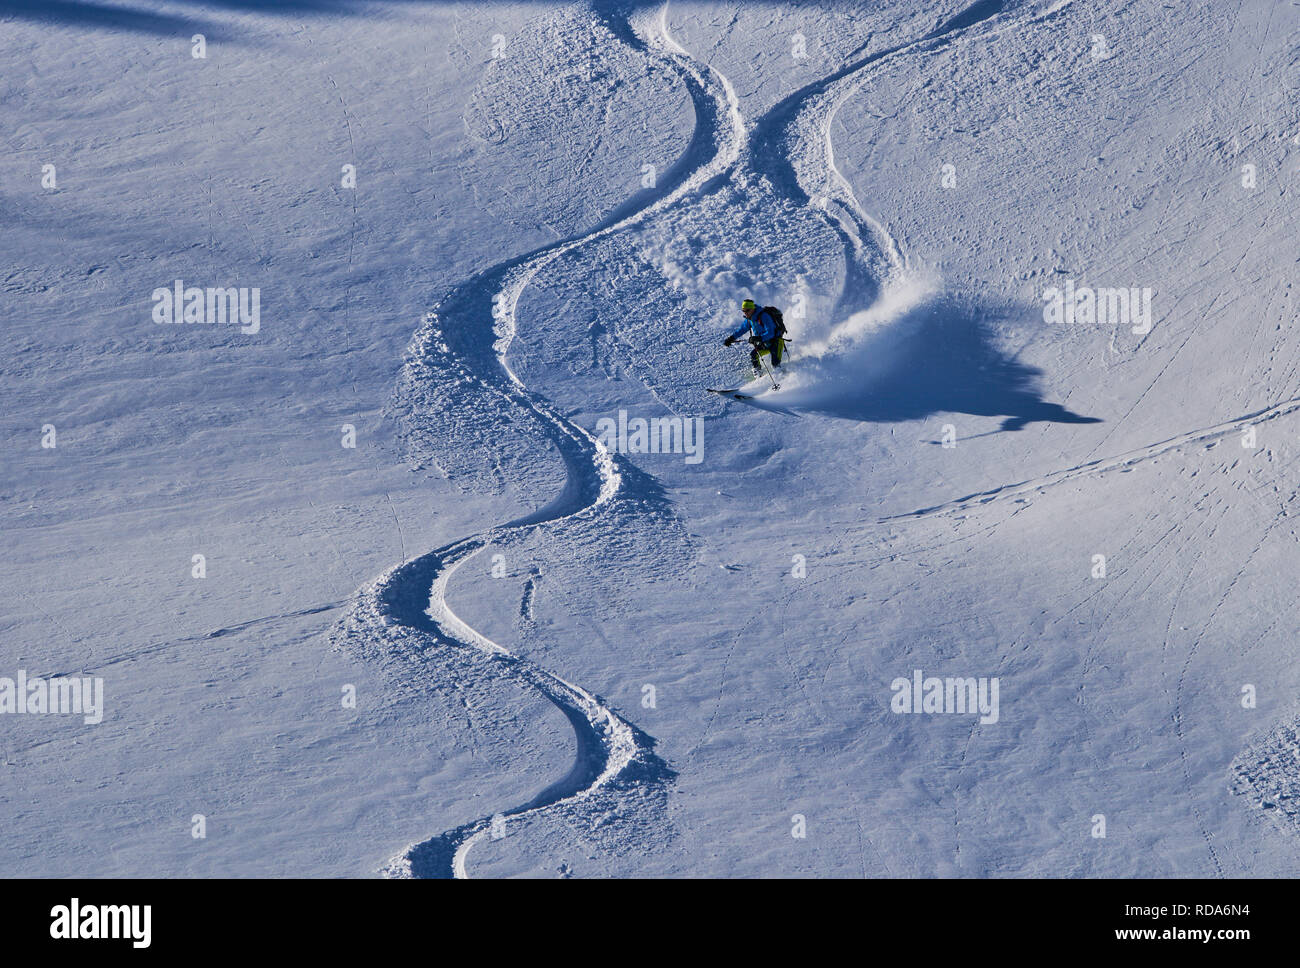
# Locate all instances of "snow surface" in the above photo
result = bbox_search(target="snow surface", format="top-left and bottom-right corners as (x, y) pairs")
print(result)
(3, 0), (1300, 877)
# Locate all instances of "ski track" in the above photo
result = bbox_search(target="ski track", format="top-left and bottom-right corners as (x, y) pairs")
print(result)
(340, 0), (1083, 878)
(879, 395), (1300, 523)
(337, 1), (743, 880)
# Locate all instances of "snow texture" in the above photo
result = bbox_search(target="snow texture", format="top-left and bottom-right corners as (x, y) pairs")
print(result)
(3, 0), (1299, 878)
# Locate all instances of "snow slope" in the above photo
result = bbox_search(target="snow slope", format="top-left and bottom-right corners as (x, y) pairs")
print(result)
(3, 0), (1300, 878)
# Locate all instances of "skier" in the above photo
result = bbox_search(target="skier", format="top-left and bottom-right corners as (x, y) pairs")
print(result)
(723, 299), (786, 375)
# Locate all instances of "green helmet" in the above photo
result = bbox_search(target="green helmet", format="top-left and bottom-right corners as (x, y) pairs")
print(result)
(741, 298), (757, 312)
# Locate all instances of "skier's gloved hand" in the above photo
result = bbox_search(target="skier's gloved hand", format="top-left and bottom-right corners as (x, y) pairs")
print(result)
(723, 335), (736, 347)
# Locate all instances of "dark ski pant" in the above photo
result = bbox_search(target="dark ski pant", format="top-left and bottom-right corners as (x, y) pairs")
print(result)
(750, 337), (784, 370)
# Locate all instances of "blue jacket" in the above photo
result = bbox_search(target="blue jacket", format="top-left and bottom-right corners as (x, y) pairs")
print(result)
(728, 308), (779, 344)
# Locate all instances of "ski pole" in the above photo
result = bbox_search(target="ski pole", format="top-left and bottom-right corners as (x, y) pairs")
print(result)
(757, 350), (780, 391)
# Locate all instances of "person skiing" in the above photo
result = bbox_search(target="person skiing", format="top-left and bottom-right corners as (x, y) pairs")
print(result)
(723, 299), (786, 374)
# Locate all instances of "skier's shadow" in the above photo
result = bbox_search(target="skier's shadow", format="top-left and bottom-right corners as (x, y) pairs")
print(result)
(796, 297), (1102, 432)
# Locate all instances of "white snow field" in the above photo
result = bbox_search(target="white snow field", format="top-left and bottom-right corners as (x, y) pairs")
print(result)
(2, 0), (1299, 878)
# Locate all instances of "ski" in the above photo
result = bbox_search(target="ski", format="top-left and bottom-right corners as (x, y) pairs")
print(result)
(706, 387), (756, 400)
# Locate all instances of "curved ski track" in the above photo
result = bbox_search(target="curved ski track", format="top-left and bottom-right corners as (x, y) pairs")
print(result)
(342, 0), (1079, 878)
(340, 2), (744, 879)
